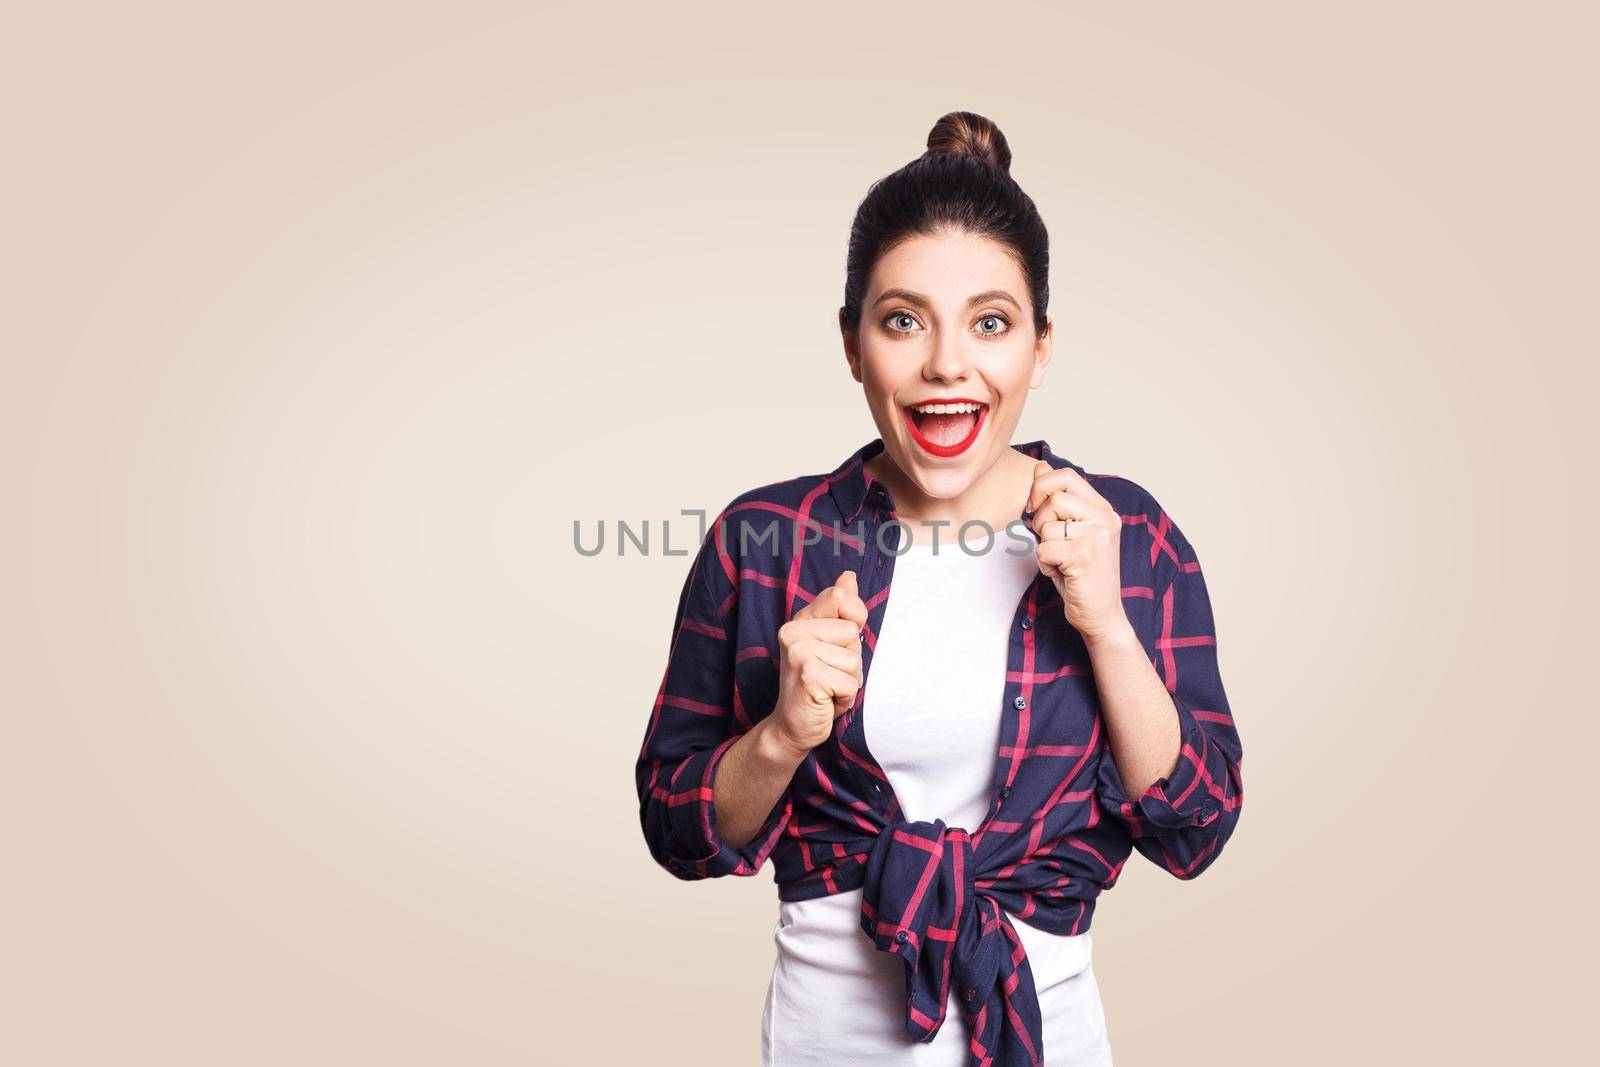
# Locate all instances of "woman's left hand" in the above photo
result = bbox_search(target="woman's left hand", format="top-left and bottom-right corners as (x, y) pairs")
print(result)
(1027, 462), (1129, 643)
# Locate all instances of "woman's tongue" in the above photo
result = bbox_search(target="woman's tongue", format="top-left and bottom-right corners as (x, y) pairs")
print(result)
(915, 409), (978, 446)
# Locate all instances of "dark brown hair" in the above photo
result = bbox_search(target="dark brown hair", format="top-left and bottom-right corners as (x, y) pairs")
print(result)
(839, 111), (1051, 337)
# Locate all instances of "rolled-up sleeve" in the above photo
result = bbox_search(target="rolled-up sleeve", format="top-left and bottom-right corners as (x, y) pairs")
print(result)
(635, 505), (793, 880)
(1098, 505), (1245, 879)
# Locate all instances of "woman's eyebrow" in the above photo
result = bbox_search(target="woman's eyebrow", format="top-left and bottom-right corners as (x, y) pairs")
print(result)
(872, 288), (1022, 311)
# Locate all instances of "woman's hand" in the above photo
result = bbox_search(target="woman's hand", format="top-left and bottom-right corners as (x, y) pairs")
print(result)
(1027, 462), (1131, 644)
(770, 570), (868, 758)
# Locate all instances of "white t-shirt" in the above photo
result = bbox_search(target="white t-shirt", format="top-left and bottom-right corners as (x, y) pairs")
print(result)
(761, 534), (1113, 1065)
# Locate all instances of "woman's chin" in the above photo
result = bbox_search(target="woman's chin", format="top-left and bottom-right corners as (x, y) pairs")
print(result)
(885, 440), (987, 499)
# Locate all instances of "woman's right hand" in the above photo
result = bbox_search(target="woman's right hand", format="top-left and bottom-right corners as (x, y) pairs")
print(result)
(769, 570), (868, 758)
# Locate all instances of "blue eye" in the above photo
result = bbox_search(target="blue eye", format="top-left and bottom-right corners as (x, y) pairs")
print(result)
(880, 311), (1013, 337)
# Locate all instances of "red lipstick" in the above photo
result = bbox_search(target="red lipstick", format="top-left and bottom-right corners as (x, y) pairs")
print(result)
(901, 397), (989, 458)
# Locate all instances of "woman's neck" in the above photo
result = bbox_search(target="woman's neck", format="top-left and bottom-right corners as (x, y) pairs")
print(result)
(866, 445), (1036, 543)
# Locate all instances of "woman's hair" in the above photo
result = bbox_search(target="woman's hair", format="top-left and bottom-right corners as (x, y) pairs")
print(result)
(840, 111), (1050, 337)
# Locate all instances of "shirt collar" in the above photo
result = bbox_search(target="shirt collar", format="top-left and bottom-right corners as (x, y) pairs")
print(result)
(825, 437), (1073, 526)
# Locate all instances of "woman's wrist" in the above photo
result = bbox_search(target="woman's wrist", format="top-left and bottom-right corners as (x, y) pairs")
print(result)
(753, 715), (815, 771)
(1080, 615), (1140, 655)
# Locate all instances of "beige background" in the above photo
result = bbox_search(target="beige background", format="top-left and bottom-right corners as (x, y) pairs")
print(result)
(6, 1), (1595, 1063)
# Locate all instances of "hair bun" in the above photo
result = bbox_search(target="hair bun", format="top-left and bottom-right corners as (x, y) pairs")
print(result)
(925, 111), (1012, 174)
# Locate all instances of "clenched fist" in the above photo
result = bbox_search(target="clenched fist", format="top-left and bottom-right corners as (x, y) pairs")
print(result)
(770, 570), (868, 758)
(1027, 461), (1130, 643)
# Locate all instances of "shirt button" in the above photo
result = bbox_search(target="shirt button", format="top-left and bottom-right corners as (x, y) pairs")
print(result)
(965, 986), (977, 1002)
(1020, 617), (1033, 630)
(1013, 696), (1027, 710)
(999, 786), (1011, 799)
(895, 930), (909, 944)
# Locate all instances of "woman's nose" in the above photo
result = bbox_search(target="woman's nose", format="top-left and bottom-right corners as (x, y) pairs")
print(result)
(923, 335), (972, 383)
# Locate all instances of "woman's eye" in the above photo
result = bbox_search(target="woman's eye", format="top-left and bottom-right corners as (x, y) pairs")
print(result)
(882, 311), (1011, 336)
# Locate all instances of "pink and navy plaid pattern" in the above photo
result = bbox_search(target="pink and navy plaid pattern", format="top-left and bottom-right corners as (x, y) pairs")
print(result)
(635, 438), (1245, 1066)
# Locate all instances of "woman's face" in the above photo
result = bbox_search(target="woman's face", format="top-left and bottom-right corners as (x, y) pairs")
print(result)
(844, 229), (1052, 502)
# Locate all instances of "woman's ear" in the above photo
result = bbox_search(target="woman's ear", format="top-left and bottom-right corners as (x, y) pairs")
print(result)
(1030, 318), (1053, 388)
(840, 308), (863, 383)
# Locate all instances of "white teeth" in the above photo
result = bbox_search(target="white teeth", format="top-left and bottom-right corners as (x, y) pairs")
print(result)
(911, 401), (982, 414)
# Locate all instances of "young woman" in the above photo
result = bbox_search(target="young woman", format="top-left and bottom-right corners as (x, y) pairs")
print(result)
(635, 111), (1245, 1066)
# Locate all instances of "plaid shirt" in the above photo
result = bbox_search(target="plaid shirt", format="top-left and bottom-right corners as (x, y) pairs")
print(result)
(635, 437), (1245, 1066)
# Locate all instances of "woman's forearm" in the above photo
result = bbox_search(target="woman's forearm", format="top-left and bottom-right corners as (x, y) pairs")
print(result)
(713, 717), (809, 849)
(1084, 620), (1183, 798)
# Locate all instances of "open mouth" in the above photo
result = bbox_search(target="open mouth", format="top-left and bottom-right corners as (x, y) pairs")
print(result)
(901, 398), (989, 458)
